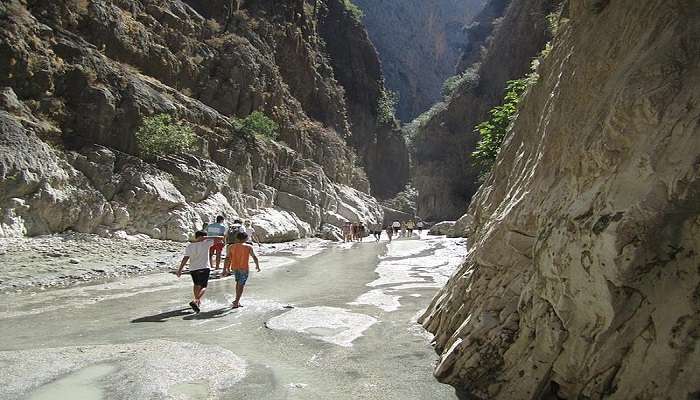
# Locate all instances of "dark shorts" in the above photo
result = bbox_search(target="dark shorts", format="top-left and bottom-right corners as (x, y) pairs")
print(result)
(233, 269), (249, 285)
(210, 242), (224, 252)
(393, 227), (400, 233)
(190, 269), (210, 287)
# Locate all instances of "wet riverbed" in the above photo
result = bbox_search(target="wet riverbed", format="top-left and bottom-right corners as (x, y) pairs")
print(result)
(0, 236), (466, 400)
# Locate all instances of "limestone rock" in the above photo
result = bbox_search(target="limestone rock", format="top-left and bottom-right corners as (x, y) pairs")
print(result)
(421, 1), (700, 398)
(0, 0), (392, 242)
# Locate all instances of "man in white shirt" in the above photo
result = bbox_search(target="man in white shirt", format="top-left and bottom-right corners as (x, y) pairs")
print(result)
(176, 231), (223, 313)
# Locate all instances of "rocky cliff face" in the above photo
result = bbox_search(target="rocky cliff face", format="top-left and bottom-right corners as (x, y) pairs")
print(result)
(318, 1), (409, 198)
(0, 0), (399, 241)
(354, 0), (485, 121)
(413, 0), (554, 221)
(421, 0), (700, 398)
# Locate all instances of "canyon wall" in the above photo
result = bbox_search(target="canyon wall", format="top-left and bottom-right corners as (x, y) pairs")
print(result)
(354, 0), (485, 121)
(0, 0), (403, 241)
(413, 0), (554, 221)
(421, 0), (700, 398)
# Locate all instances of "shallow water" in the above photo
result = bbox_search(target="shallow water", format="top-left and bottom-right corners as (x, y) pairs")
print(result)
(0, 235), (466, 400)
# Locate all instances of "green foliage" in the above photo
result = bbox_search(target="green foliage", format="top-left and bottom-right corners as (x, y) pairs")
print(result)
(546, 12), (560, 35)
(377, 87), (398, 125)
(471, 79), (531, 169)
(381, 184), (418, 215)
(233, 111), (279, 140)
(136, 114), (196, 159)
(441, 67), (479, 98)
(341, 0), (364, 21)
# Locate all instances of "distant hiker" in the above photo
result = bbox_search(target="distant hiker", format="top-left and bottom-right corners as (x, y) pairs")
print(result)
(206, 215), (227, 270)
(385, 224), (393, 242)
(358, 222), (366, 242)
(342, 221), (352, 242)
(392, 220), (400, 236)
(227, 219), (245, 241)
(244, 220), (261, 246)
(351, 222), (359, 242)
(406, 220), (415, 237)
(400, 221), (407, 238)
(371, 222), (382, 241)
(416, 220), (424, 236)
(176, 231), (223, 313)
(225, 231), (261, 308)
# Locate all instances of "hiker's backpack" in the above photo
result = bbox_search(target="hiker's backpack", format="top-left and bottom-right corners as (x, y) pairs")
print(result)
(226, 224), (246, 244)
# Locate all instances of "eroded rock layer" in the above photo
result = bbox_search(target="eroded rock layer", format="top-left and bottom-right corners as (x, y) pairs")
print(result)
(421, 1), (700, 398)
(0, 0), (403, 240)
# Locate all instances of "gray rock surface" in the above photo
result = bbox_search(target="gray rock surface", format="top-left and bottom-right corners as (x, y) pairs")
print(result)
(420, 1), (700, 398)
(0, 1), (390, 241)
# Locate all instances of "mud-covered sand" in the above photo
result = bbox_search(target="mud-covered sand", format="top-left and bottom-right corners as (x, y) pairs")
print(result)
(0, 232), (328, 293)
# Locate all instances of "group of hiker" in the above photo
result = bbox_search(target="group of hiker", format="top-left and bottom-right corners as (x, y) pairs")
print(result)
(342, 219), (424, 242)
(175, 216), (261, 313)
(176, 215), (425, 313)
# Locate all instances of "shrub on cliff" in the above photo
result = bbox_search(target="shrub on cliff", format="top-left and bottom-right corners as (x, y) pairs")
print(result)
(377, 88), (399, 125)
(472, 78), (530, 168)
(342, 0), (364, 22)
(442, 67), (479, 98)
(136, 114), (196, 159)
(233, 111), (279, 140)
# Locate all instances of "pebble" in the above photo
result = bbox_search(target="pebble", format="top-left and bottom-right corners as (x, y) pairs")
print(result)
(69, 258), (81, 264)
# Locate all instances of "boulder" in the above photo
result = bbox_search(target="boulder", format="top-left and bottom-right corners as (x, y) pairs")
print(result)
(428, 221), (456, 236)
(250, 208), (310, 243)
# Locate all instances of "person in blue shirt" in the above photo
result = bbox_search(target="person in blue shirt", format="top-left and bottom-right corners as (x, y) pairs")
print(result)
(206, 215), (227, 270)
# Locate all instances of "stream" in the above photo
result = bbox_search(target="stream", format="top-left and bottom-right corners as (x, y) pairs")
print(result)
(0, 236), (466, 400)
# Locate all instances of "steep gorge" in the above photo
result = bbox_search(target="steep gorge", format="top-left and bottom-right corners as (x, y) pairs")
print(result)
(420, 0), (700, 398)
(0, 0), (408, 240)
(354, 0), (485, 121)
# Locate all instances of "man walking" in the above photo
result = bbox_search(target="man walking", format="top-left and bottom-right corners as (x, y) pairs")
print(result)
(176, 231), (223, 313)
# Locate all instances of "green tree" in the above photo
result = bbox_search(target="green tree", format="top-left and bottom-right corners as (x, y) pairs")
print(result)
(471, 79), (530, 169)
(233, 111), (280, 140)
(136, 114), (196, 159)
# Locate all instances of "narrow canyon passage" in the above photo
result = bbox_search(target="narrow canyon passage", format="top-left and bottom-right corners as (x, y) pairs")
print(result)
(0, 236), (466, 400)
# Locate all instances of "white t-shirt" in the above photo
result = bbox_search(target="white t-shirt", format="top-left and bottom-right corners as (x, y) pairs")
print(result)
(245, 226), (256, 236)
(392, 221), (400, 228)
(184, 239), (214, 271)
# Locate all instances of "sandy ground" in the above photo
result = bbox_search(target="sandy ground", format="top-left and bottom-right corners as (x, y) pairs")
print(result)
(0, 232), (328, 294)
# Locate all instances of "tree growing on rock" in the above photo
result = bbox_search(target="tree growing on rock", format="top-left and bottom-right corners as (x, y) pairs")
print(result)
(135, 114), (196, 160)
(233, 111), (280, 140)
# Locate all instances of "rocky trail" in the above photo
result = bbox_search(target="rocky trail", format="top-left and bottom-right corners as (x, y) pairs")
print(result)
(0, 234), (466, 400)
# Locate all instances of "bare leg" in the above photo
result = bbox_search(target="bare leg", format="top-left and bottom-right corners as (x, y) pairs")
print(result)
(195, 286), (207, 305)
(209, 248), (215, 269)
(233, 283), (245, 307)
(215, 250), (222, 270)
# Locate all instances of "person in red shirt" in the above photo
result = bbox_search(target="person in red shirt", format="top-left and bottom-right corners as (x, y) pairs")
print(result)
(224, 231), (261, 308)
